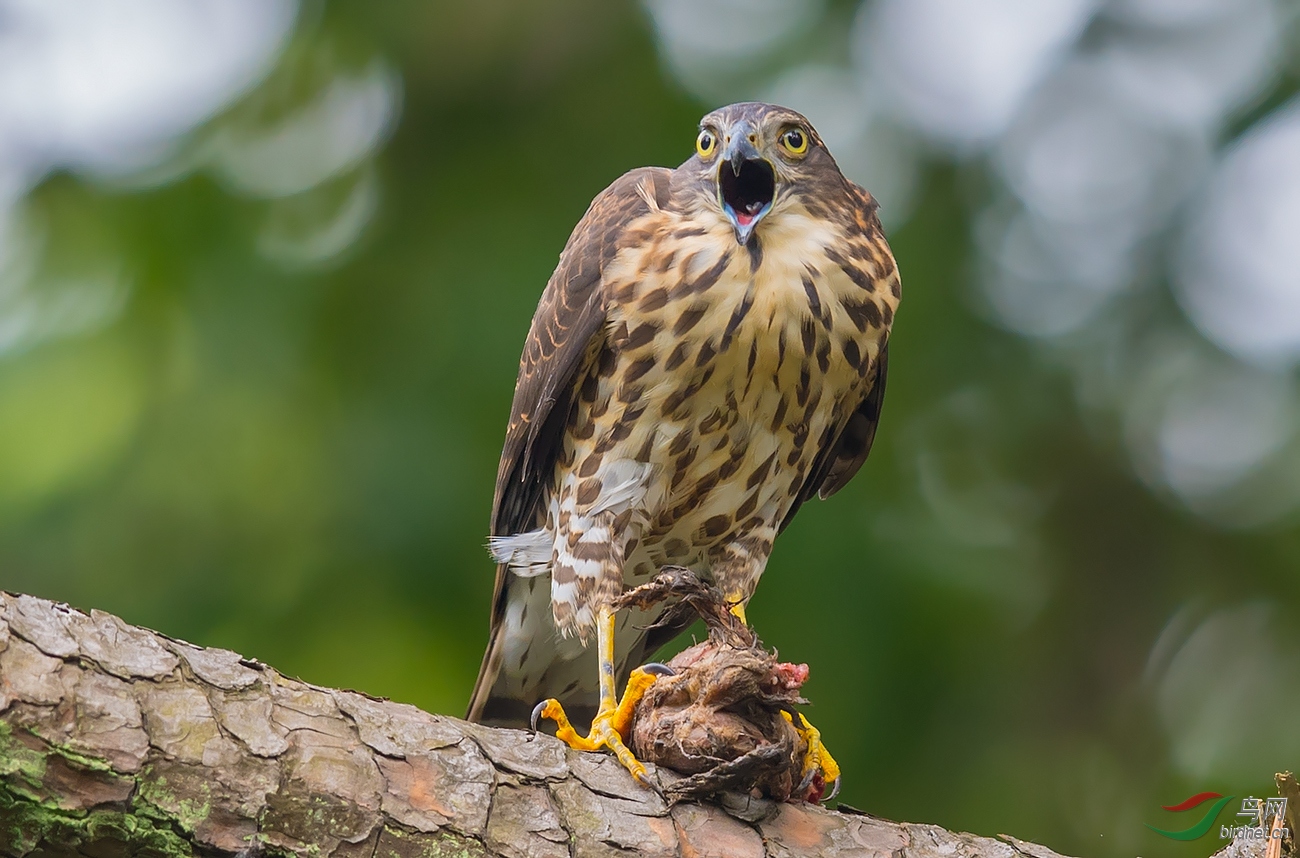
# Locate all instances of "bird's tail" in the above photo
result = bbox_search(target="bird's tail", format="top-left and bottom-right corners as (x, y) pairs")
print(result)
(466, 569), (601, 728)
(465, 609), (514, 724)
(466, 566), (682, 729)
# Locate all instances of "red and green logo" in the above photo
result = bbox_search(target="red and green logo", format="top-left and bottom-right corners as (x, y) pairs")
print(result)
(1147, 792), (1237, 840)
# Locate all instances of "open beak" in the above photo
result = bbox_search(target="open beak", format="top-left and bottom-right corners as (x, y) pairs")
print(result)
(718, 123), (775, 246)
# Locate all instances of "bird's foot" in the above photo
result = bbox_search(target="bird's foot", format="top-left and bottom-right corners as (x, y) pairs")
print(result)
(531, 663), (674, 793)
(783, 710), (841, 803)
(727, 599), (747, 625)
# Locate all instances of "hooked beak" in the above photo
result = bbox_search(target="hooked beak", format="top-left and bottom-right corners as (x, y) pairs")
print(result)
(718, 123), (776, 245)
(725, 130), (760, 177)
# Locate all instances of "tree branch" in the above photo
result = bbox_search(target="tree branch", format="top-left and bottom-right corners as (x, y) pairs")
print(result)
(0, 591), (1274, 858)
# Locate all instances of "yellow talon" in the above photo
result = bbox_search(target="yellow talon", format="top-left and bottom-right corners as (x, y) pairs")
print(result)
(783, 710), (841, 798)
(610, 666), (661, 737)
(530, 607), (667, 792)
(726, 591), (748, 625)
(534, 699), (600, 751)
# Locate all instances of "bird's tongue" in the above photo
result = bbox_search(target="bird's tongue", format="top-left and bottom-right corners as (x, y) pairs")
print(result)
(735, 201), (765, 226)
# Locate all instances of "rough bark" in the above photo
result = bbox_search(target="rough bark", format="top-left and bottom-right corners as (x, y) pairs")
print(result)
(0, 591), (1273, 858)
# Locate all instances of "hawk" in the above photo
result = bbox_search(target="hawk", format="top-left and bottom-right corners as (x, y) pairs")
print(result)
(467, 102), (899, 790)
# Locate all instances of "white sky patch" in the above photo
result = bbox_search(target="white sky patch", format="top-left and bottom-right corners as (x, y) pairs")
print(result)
(0, 0), (297, 181)
(0, 0), (298, 356)
(1175, 99), (1300, 368)
(642, 0), (824, 101)
(855, 0), (1098, 148)
(210, 60), (401, 199)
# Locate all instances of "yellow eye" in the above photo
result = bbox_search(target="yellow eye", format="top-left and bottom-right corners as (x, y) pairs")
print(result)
(696, 130), (717, 159)
(780, 128), (808, 156)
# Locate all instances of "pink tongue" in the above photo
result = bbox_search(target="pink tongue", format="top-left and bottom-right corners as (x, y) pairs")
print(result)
(736, 211), (755, 226)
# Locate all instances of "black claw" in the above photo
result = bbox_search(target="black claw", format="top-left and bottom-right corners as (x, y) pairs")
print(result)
(797, 767), (817, 797)
(636, 769), (667, 801)
(640, 662), (676, 677)
(825, 775), (841, 803)
(530, 700), (548, 733)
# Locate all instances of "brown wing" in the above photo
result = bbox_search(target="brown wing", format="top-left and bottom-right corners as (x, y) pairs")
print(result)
(468, 167), (673, 721)
(491, 165), (673, 537)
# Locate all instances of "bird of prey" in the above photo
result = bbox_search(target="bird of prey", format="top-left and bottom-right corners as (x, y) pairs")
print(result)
(467, 102), (899, 790)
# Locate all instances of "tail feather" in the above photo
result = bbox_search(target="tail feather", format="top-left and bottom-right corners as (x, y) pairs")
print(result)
(465, 611), (511, 723)
(466, 568), (678, 729)
(467, 571), (597, 727)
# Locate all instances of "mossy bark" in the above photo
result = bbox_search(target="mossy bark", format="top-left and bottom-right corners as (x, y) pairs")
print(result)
(0, 592), (1275, 858)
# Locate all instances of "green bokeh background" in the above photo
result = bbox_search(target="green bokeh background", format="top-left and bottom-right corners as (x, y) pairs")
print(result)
(2, 3), (1296, 857)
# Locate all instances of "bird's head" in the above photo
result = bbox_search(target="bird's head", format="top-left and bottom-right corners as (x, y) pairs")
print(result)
(689, 102), (839, 246)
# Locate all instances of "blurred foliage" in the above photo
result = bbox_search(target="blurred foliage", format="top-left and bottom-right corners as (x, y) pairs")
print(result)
(0, 3), (1296, 857)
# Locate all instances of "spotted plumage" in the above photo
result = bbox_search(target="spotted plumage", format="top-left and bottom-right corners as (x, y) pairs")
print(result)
(468, 102), (899, 727)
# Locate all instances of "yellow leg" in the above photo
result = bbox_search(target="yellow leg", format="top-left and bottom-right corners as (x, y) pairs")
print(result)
(531, 607), (669, 791)
(598, 602), (617, 710)
(782, 710), (842, 800)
